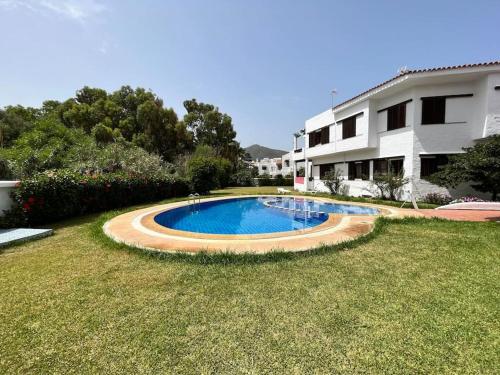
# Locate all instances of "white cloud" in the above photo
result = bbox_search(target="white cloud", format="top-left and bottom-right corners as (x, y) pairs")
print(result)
(0, 0), (107, 23)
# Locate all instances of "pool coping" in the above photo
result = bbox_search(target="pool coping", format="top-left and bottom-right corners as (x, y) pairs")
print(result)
(103, 195), (421, 254)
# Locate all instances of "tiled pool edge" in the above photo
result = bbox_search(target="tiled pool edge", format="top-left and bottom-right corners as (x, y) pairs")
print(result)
(103, 195), (422, 254)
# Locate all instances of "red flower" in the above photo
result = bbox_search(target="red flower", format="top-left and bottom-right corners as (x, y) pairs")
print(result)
(28, 196), (36, 204)
(22, 203), (31, 212)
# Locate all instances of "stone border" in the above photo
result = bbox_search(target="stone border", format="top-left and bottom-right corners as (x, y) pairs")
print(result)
(103, 195), (421, 254)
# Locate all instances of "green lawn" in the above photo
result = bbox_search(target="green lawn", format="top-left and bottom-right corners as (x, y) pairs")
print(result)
(0, 188), (498, 373)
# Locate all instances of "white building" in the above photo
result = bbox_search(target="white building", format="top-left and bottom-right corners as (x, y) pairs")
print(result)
(292, 61), (500, 200)
(280, 152), (293, 176)
(253, 158), (283, 177)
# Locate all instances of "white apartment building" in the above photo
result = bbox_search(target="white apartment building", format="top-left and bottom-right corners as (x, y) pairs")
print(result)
(291, 62), (500, 200)
(253, 158), (283, 177)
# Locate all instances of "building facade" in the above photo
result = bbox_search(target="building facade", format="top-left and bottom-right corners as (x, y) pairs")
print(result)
(252, 158), (283, 177)
(291, 62), (500, 200)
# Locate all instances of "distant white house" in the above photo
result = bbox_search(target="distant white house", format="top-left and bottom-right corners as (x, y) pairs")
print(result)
(288, 61), (500, 200)
(252, 158), (283, 177)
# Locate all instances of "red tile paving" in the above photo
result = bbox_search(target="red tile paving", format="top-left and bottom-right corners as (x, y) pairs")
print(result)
(418, 210), (500, 222)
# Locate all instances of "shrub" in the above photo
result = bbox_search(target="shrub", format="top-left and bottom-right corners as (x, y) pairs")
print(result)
(255, 176), (293, 186)
(229, 168), (255, 187)
(1, 170), (189, 227)
(422, 192), (453, 206)
(323, 169), (344, 195)
(187, 156), (220, 193)
(450, 195), (486, 204)
(371, 170), (409, 201)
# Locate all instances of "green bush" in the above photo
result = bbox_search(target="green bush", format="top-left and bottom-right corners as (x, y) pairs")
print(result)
(2, 170), (189, 227)
(187, 157), (220, 193)
(255, 176), (293, 186)
(229, 168), (255, 187)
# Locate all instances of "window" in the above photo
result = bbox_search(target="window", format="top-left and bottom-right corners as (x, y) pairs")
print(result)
(387, 102), (406, 130)
(422, 97), (445, 124)
(321, 126), (329, 144)
(420, 155), (450, 178)
(348, 160), (369, 180)
(261, 166), (267, 171)
(373, 159), (388, 176)
(389, 159), (404, 174)
(308, 126), (329, 147)
(373, 158), (404, 176)
(285, 160), (290, 167)
(342, 116), (356, 139)
(319, 163), (335, 179)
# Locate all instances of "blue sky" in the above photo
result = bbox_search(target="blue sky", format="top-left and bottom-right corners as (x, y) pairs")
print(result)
(1, 0), (499, 150)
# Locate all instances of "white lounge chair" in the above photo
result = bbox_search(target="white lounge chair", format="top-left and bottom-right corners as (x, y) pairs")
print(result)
(277, 187), (291, 194)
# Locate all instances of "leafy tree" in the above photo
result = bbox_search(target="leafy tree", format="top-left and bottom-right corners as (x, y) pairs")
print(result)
(182, 99), (242, 165)
(67, 142), (172, 177)
(429, 135), (500, 200)
(0, 116), (91, 178)
(92, 122), (115, 145)
(0, 105), (39, 147)
(187, 156), (220, 193)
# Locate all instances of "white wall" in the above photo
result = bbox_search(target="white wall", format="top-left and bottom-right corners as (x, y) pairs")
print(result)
(0, 181), (19, 216)
(300, 69), (500, 201)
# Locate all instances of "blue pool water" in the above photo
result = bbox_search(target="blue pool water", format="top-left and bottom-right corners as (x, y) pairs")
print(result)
(154, 197), (379, 235)
(267, 197), (379, 215)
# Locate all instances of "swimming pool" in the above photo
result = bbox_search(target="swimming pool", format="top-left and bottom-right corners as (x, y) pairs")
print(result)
(153, 197), (378, 235)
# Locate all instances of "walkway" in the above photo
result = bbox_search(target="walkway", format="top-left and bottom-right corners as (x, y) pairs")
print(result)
(418, 209), (500, 222)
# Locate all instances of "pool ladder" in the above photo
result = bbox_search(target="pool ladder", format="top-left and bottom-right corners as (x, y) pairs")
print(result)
(188, 193), (201, 207)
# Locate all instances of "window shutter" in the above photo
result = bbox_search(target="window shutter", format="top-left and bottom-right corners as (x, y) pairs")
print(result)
(309, 132), (315, 147)
(321, 126), (329, 144)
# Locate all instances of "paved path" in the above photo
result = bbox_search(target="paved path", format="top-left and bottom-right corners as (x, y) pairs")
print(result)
(418, 209), (500, 222)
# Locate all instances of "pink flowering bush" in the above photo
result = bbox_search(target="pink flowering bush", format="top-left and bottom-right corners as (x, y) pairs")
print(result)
(1, 169), (189, 227)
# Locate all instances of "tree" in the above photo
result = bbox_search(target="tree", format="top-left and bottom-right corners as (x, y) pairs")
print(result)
(182, 99), (243, 166)
(92, 122), (115, 145)
(323, 169), (344, 195)
(0, 115), (92, 178)
(372, 170), (409, 201)
(430, 135), (500, 201)
(0, 105), (39, 147)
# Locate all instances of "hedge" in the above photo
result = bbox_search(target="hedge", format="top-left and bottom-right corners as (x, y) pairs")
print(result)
(2, 170), (190, 227)
(254, 176), (293, 187)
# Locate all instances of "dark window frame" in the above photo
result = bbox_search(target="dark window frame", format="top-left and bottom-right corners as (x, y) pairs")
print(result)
(387, 102), (407, 131)
(342, 116), (356, 139)
(308, 126), (330, 147)
(421, 97), (446, 125)
(420, 154), (451, 179)
(373, 157), (404, 176)
(421, 94), (473, 125)
(348, 160), (369, 180)
(319, 163), (336, 179)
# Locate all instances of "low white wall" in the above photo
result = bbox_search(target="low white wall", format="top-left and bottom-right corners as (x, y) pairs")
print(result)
(0, 181), (19, 216)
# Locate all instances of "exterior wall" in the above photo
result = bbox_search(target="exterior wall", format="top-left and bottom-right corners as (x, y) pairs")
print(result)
(411, 78), (494, 199)
(0, 181), (19, 216)
(253, 158), (283, 177)
(281, 152), (293, 176)
(297, 69), (500, 200)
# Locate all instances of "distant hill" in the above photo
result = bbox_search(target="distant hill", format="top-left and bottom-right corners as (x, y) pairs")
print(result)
(244, 144), (287, 161)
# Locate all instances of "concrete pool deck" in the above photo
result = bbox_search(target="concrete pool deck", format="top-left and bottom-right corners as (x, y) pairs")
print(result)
(103, 195), (422, 254)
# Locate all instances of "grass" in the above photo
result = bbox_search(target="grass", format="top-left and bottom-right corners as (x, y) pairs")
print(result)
(0, 187), (498, 373)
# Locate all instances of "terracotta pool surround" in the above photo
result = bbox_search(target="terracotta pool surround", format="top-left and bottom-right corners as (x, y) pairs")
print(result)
(103, 195), (420, 254)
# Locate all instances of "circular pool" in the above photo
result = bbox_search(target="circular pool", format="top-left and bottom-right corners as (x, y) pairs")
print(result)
(153, 197), (378, 235)
(103, 195), (404, 254)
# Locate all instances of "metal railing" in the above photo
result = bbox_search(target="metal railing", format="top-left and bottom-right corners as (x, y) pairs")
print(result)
(188, 193), (201, 206)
